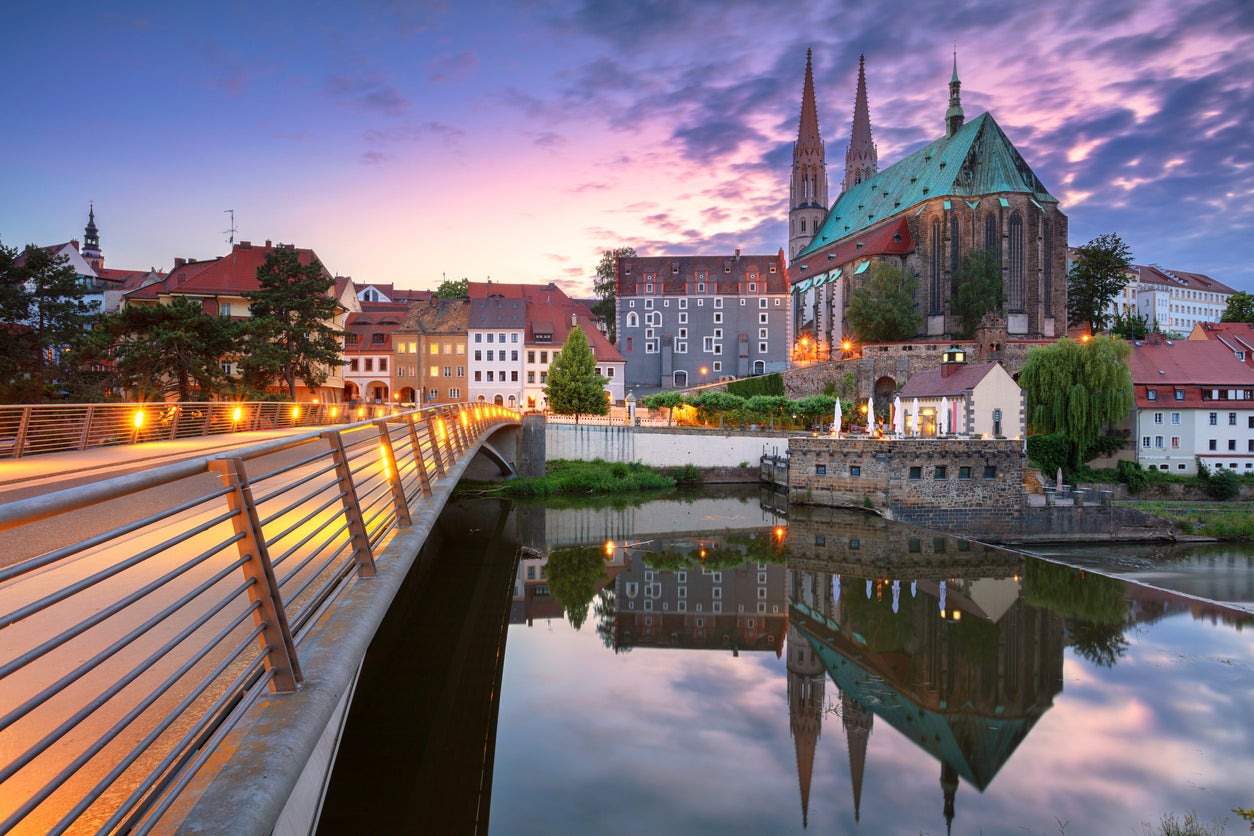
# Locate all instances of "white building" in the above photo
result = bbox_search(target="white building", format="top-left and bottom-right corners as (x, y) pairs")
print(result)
(1098, 261), (1234, 336)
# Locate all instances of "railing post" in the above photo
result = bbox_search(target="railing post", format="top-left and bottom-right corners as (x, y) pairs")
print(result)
(202, 403), (213, 436)
(425, 414), (447, 478)
(319, 430), (377, 577)
(13, 406), (31, 458)
(77, 405), (95, 451)
(208, 456), (303, 693)
(406, 416), (433, 498)
(374, 419), (412, 527)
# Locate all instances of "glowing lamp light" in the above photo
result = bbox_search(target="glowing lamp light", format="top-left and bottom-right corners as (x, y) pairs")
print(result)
(312, 397), (319, 405)
(774, 526), (786, 541)
(330, 406), (338, 418)
(1081, 334), (1092, 343)
(699, 366), (709, 376)
(842, 340), (852, 352)
(379, 445), (391, 479)
(604, 540), (615, 559)
(357, 407), (366, 419)
(292, 406), (301, 419)
(232, 406), (243, 423)
(459, 410), (468, 427)
(133, 410), (145, 429)
(437, 418), (447, 440)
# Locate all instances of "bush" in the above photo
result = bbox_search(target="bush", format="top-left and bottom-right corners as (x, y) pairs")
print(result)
(1207, 468), (1241, 501)
(1117, 459), (1149, 495)
(668, 463), (702, 484)
(1027, 433), (1069, 479)
(726, 373), (784, 398)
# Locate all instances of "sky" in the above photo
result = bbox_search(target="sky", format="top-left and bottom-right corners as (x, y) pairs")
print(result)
(2, 0), (1252, 298)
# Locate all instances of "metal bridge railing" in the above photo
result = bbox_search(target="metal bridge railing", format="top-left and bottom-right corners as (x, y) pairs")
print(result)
(0, 401), (410, 459)
(0, 403), (518, 834)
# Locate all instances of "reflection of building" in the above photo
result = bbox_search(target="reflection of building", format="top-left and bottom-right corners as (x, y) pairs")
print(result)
(613, 537), (787, 654)
(786, 527), (1064, 832)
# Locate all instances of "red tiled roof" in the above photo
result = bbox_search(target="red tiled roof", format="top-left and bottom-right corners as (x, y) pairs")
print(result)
(521, 283), (624, 363)
(897, 362), (1001, 398)
(789, 217), (914, 282)
(1132, 264), (1235, 295)
(469, 294), (526, 329)
(1129, 340), (1254, 387)
(469, 281), (528, 300)
(616, 251), (790, 297)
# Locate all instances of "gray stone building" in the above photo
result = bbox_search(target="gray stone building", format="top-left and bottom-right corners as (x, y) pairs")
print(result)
(615, 251), (791, 389)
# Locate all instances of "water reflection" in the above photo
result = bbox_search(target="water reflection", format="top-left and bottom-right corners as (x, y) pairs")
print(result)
(323, 490), (1254, 834)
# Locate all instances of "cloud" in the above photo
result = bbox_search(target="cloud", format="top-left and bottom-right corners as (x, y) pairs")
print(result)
(325, 73), (411, 116)
(427, 51), (480, 84)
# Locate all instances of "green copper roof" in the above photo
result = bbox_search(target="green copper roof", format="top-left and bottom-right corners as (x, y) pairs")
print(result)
(798, 112), (1059, 259)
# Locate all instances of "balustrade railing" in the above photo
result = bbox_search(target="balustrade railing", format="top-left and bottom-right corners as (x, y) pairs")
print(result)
(0, 403), (518, 834)
(0, 401), (411, 459)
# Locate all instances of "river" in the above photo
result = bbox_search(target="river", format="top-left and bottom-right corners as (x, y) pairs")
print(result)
(318, 487), (1254, 835)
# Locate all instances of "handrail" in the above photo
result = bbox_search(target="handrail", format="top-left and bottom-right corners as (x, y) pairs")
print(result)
(0, 400), (413, 460)
(0, 403), (520, 834)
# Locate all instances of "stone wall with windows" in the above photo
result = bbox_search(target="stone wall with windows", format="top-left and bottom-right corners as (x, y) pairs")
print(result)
(785, 437), (1026, 530)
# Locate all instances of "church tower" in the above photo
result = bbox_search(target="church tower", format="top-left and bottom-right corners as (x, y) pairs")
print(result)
(789, 49), (828, 260)
(841, 54), (878, 193)
(82, 203), (103, 272)
(787, 569), (828, 828)
(945, 52), (965, 137)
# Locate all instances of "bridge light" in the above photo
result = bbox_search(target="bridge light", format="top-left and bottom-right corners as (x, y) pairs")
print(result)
(437, 418), (447, 440)
(232, 406), (243, 423)
(133, 410), (145, 429)
(379, 445), (392, 479)
(330, 406), (338, 419)
(460, 410), (468, 427)
(357, 407), (366, 419)
(292, 406), (301, 419)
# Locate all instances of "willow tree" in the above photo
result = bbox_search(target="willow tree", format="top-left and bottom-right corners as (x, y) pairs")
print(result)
(1018, 336), (1134, 468)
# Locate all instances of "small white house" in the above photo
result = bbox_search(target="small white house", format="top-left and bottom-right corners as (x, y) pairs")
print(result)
(896, 347), (1025, 439)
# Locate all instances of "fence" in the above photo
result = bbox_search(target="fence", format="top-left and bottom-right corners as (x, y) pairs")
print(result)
(0, 403), (518, 834)
(0, 401), (405, 459)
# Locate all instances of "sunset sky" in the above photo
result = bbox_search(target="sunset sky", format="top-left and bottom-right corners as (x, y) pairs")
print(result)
(3, 0), (1251, 297)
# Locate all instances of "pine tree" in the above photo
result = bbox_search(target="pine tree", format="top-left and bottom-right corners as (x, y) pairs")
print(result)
(543, 325), (608, 421)
(239, 248), (344, 399)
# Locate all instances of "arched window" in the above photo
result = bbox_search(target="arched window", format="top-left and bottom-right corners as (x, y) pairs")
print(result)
(985, 214), (998, 259)
(626, 311), (639, 328)
(1043, 220), (1053, 313)
(1008, 211), (1025, 311)
(950, 215), (960, 277)
(673, 370), (688, 387)
(800, 218), (807, 233)
(930, 219), (942, 315)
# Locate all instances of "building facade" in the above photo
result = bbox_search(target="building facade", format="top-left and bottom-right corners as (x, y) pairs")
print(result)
(394, 297), (470, 405)
(790, 55), (1068, 356)
(615, 252), (791, 389)
(1128, 338), (1254, 474)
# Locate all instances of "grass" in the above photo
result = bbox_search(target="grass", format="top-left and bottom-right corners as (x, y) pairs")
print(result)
(1118, 500), (1254, 540)
(458, 458), (681, 498)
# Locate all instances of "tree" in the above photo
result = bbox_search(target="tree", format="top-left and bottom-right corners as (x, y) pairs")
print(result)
(83, 297), (243, 401)
(1110, 311), (1149, 340)
(543, 325), (608, 420)
(1221, 290), (1254, 324)
(1067, 233), (1132, 333)
(591, 246), (634, 344)
(435, 277), (468, 298)
(545, 546), (608, 631)
(692, 391), (745, 429)
(239, 248), (344, 399)
(642, 391), (684, 426)
(951, 249), (1004, 338)
(0, 243), (98, 403)
(845, 262), (923, 343)
(1018, 336), (1134, 469)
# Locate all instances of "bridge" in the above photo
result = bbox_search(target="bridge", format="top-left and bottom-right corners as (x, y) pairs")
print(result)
(0, 403), (525, 834)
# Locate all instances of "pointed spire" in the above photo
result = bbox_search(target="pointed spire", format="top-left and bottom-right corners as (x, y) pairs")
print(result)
(797, 48), (822, 149)
(842, 54), (878, 193)
(82, 201), (102, 270)
(842, 692), (873, 822)
(946, 49), (965, 137)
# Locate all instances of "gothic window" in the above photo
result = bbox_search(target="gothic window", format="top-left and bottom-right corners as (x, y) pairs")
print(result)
(626, 311), (639, 328)
(985, 214), (998, 259)
(1008, 211), (1025, 311)
(930, 218), (942, 315)
(950, 215), (960, 277)
(1043, 220), (1053, 312)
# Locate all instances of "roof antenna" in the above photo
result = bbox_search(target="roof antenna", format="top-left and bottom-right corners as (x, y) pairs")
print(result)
(223, 209), (237, 244)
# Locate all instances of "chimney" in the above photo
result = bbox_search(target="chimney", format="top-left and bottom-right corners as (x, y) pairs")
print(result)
(734, 248), (741, 259)
(174, 258), (187, 269)
(265, 239), (272, 247)
(70, 239), (80, 251)
(239, 241), (251, 248)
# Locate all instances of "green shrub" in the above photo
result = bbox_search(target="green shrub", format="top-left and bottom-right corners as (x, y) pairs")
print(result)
(1027, 433), (1069, 478)
(1117, 459), (1149, 495)
(1207, 468), (1241, 501)
(668, 463), (702, 484)
(726, 373), (784, 398)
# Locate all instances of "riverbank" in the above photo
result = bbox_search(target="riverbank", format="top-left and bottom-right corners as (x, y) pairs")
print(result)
(1116, 500), (1254, 541)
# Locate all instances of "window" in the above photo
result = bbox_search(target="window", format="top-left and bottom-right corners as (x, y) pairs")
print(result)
(474, 333), (482, 343)
(678, 312), (687, 324)
(714, 298), (723, 309)
(527, 371), (535, 383)
(1209, 439), (1217, 450)
(474, 371), (482, 381)
(1147, 389), (1157, 401)
(430, 344), (440, 355)
(1229, 439), (1237, 451)
(474, 350), (482, 361)
(349, 359), (359, 372)
(511, 350), (518, 361)
(934, 465), (947, 480)
(486, 371), (494, 382)
(713, 312), (722, 324)
(527, 350), (535, 363)
(1155, 436), (1164, 448)
(909, 466), (922, 480)
(679, 298), (687, 309)
(487, 350), (494, 361)
(674, 341), (687, 353)
(849, 465), (861, 477)
(626, 337), (633, 352)
(645, 341), (658, 353)
(1230, 412), (1238, 425)
(983, 465), (997, 479)
(712, 361), (721, 372)
(703, 336), (716, 352)
(1210, 412), (1218, 425)
(511, 334), (518, 343)
(959, 465), (972, 479)
(759, 343), (768, 353)
(1171, 437), (1180, 448)
(758, 328), (768, 339)
(364, 359), (373, 371)
(759, 312), (769, 325)
(443, 366), (451, 377)
(1175, 389), (1185, 400)
(449, 388), (459, 399)
(541, 352), (548, 363)
(759, 298), (768, 308)
(815, 464), (827, 476)
(219, 302), (232, 317)
(644, 298), (653, 309)
(457, 366), (464, 377)
(372, 333), (386, 344)
(1153, 412), (1163, 424)
(1142, 436), (1151, 448)
(1171, 412), (1180, 424)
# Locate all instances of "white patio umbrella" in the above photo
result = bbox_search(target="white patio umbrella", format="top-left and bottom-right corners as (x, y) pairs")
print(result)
(940, 396), (950, 435)
(912, 397), (920, 436)
(832, 398), (842, 436)
(893, 395), (904, 436)
(866, 395), (874, 435)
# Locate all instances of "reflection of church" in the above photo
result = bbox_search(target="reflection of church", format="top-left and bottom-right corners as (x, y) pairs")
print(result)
(786, 550), (1064, 832)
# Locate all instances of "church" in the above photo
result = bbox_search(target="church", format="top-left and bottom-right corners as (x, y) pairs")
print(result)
(788, 52), (1068, 356)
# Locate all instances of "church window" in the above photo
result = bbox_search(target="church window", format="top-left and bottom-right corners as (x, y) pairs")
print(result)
(985, 214), (998, 260)
(950, 215), (960, 277)
(1008, 211), (1025, 311)
(800, 218), (807, 233)
(930, 219), (942, 315)
(1043, 220), (1053, 312)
